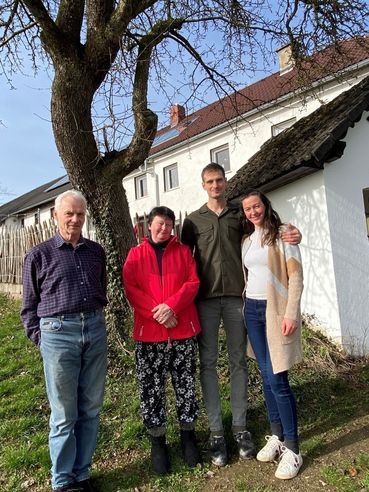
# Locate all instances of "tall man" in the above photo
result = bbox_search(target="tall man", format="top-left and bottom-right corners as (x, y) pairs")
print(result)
(21, 190), (108, 492)
(181, 163), (300, 466)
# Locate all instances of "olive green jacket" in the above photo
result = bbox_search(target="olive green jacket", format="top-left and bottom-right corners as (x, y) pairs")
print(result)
(181, 203), (244, 300)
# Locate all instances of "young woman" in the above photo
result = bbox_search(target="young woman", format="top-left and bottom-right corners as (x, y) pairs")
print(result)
(122, 206), (201, 475)
(241, 190), (304, 480)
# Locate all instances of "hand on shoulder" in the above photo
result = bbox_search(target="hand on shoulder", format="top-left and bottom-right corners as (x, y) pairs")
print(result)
(280, 223), (302, 245)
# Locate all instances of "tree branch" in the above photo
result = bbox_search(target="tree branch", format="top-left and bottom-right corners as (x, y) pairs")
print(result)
(21, 0), (60, 41)
(108, 16), (186, 175)
(110, 0), (158, 35)
(168, 30), (239, 99)
(55, 0), (85, 44)
(86, 0), (114, 33)
(0, 21), (37, 48)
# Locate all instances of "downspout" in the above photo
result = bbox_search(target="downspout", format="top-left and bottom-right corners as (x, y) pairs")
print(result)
(144, 158), (160, 207)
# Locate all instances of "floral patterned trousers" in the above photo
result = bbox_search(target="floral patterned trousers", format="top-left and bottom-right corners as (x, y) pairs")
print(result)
(135, 337), (199, 433)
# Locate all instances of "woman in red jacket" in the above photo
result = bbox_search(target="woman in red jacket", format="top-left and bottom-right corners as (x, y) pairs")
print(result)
(122, 206), (201, 475)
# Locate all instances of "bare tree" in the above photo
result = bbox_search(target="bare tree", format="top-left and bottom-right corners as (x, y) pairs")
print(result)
(0, 0), (367, 342)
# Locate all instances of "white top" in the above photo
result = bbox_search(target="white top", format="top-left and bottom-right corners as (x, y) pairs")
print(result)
(242, 227), (268, 300)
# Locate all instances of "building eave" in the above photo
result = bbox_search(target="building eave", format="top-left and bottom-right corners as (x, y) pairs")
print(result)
(146, 63), (369, 164)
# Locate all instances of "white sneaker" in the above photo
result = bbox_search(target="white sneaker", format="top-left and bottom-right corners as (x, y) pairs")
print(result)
(256, 435), (283, 462)
(275, 446), (303, 479)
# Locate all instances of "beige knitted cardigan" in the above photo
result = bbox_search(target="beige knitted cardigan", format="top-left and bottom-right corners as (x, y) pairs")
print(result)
(241, 230), (304, 374)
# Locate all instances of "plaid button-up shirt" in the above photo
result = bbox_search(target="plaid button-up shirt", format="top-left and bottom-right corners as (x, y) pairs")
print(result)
(21, 233), (107, 345)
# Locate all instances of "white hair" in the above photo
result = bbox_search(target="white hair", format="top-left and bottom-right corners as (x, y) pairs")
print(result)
(54, 190), (87, 211)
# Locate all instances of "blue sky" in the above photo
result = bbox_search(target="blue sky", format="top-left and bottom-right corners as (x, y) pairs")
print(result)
(0, 68), (66, 203)
(0, 26), (278, 205)
(0, 64), (274, 205)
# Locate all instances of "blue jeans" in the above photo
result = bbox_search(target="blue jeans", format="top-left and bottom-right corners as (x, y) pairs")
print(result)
(197, 296), (248, 433)
(244, 298), (298, 443)
(40, 310), (107, 489)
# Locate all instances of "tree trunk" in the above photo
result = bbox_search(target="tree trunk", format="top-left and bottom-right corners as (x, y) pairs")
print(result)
(83, 178), (135, 346)
(50, 61), (138, 344)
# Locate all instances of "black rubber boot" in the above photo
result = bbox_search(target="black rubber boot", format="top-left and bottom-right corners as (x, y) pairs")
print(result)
(180, 429), (201, 467)
(150, 435), (170, 475)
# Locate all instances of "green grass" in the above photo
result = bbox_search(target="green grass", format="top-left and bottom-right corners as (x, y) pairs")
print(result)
(0, 294), (50, 491)
(1, 293), (369, 491)
(235, 481), (274, 492)
(321, 453), (369, 491)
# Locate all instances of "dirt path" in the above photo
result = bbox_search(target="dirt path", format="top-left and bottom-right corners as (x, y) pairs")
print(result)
(201, 414), (369, 491)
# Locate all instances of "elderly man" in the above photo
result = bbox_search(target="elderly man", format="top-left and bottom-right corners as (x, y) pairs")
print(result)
(21, 190), (107, 492)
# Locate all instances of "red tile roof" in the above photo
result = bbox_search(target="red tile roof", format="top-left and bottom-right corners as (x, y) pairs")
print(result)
(150, 36), (369, 156)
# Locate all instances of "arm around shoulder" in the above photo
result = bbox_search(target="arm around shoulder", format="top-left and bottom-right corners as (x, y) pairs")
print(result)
(281, 223), (302, 245)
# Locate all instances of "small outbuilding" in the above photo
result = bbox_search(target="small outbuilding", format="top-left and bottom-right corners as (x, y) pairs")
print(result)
(227, 76), (369, 355)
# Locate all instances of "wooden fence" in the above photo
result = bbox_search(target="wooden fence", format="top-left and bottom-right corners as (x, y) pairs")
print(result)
(0, 221), (96, 285)
(0, 213), (186, 285)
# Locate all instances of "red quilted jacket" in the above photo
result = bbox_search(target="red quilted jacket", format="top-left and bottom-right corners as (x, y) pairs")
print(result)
(122, 235), (201, 342)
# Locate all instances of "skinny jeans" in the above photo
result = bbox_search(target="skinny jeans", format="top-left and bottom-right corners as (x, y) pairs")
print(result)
(244, 298), (298, 443)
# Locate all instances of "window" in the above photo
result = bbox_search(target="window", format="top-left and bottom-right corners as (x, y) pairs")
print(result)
(211, 144), (230, 172)
(34, 212), (39, 225)
(135, 174), (148, 199)
(164, 164), (179, 191)
(363, 188), (369, 237)
(271, 117), (296, 137)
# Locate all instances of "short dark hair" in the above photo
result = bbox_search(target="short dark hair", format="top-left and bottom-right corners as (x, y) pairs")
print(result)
(148, 206), (176, 226)
(201, 162), (225, 181)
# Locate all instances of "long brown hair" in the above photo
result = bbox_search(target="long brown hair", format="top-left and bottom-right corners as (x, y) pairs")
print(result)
(241, 189), (282, 246)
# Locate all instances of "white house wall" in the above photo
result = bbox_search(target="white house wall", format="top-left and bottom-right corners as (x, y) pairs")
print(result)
(124, 68), (369, 222)
(267, 174), (341, 345)
(323, 113), (369, 355)
(23, 205), (52, 227)
(3, 216), (20, 228)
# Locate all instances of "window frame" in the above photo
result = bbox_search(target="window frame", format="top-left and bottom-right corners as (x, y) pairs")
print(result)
(210, 144), (230, 172)
(363, 187), (369, 238)
(134, 174), (148, 200)
(163, 163), (179, 192)
(271, 117), (296, 137)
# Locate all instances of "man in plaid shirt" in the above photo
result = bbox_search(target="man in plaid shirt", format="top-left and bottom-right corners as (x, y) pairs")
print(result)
(21, 190), (107, 492)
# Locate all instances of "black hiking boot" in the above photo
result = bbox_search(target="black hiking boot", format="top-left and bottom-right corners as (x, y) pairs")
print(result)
(234, 430), (256, 460)
(150, 434), (170, 475)
(208, 435), (228, 466)
(180, 429), (201, 467)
